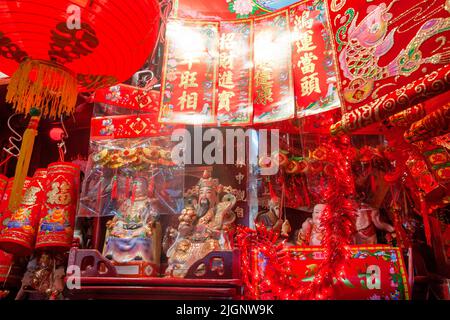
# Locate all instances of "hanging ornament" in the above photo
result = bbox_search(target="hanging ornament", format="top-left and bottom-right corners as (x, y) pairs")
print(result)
(35, 162), (80, 251)
(0, 0), (161, 118)
(1, 0), (161, 211)
(0, 169), (47, 256)
(8, 110), (40, 212)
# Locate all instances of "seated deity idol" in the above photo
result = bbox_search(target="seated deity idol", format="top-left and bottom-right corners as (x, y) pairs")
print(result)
(296, 204), (328, 246)
(103, 177), (162, 273)
(165, 170), (237, 277)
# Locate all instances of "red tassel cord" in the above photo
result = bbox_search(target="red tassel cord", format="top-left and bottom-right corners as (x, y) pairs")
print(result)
(96, 175), (104, 214)
(301, 176), (311, 208)
(291, 176), (303, 208)
(131, 182), (137, 206)
(148, 176), (155, 198)
(111, 175), (118, 200)
(125, 176), (131, 198)
(420, 195), (432, 246)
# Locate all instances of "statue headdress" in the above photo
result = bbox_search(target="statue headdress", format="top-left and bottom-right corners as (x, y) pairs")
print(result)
(197, 170), (220, 191)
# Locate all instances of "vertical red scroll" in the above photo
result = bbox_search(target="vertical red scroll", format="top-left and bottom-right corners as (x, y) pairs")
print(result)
(253, 10), (295, 124)
(289, 1), (341, 117)
(159, 19), (219, 125)
(217, 20), (254, 125)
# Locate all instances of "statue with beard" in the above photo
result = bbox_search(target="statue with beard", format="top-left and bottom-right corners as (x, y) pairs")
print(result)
(165, 170), (237, 277)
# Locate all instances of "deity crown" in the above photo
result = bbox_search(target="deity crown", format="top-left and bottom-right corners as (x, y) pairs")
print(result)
(197, 170), (220, 191)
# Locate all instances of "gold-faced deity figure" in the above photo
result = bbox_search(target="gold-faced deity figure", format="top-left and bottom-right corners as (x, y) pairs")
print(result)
(165, 170), (236, 277)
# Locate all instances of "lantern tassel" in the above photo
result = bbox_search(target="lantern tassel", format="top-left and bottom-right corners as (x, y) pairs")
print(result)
(8, 115), (40, 212)
(6, 59), (78, 119)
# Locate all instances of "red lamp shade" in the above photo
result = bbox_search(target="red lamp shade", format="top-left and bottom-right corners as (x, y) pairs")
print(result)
(0, 0), (160, 118)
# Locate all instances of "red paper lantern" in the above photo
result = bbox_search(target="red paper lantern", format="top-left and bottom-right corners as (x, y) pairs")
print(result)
(35, 162), (80, 251)
(0, 0), (160, 213)
(0, 0), (160, 118)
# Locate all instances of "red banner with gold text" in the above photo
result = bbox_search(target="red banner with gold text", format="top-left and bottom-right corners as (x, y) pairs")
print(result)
(159, 19), (219, 125)
(253, 10), (295, 124)
(290, 1), (340, 117)
(217, 20), (254, 125)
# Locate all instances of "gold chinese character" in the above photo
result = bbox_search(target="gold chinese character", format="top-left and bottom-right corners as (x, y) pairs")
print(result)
(178, 91), (198, 111)
(300, 72), (321, 96)
(22, 186), (40, 206)
(255, 66), (274, 105)
(298, 52), (318, 74)
(255, 66), (273, 87)
(219, 33), (235, 51)
(300, 11), (313, 29)
(219, 70), (235, 89)
(47, 182), (72, 205)
(219, 52), (234, 69)
(181, 55), (200, 70)
(179, 71), (198, 89)
(218, 90), (235, 112)
(296, 30), (316, 52)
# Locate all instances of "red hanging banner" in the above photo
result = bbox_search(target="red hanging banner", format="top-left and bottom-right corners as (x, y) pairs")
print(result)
(253, 10), (295, 124)
(217, 20), (254, 125)
(325, 0), (450, 113)
(159, 19), (219, 125)
(289, 1), (341, 117)
(90, 115), (179, 140)
(94, 84), (160, 113)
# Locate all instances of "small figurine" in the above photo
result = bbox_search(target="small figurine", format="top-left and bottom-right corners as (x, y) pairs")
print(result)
(255, 196), (291, 238)
(255, 196), (283, 233)
(353, 203), (395, 245)
(166, 171), (237, 277)
(296, 204), (328, 246)
(16, 252), (66, 300)
(103, 177), (162, 275)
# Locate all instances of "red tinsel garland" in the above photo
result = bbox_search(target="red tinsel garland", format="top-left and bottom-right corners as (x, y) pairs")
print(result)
(295, 137), (357, 299)
(236, 225), (295, 299)
(237, 136), (358, 300)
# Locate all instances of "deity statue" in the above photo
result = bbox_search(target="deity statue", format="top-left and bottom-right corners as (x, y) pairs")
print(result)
(353, 203), (395, 245)
(16, 252), (66, 300)
(165, 170), (237, 277)
(103, 177), (162, 274)
(296, 204), (328, 246)
(255, 196), (283, 233)
(255, 196), (291, 237)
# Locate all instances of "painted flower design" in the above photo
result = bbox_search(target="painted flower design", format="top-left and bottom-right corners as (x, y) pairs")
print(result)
(390, 252), (397, 262)
(232, 0), (256, 16)
(106, 86), (121, 102)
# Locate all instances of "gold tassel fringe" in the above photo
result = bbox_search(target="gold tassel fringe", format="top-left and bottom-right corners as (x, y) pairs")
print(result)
(6, 59), (78, 118)
(8, 116), (40, 212)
